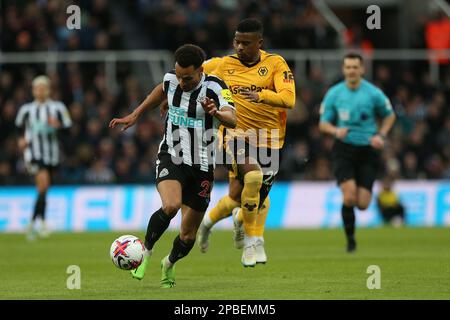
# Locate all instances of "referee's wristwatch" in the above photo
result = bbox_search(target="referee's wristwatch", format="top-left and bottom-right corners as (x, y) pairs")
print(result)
(377, 133), (386, 140)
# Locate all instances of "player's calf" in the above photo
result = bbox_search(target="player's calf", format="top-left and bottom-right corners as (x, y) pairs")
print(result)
(197, 221), (212, 253)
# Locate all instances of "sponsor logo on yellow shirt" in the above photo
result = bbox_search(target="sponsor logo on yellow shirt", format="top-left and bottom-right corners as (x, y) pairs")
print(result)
(221, 89), (234, 103)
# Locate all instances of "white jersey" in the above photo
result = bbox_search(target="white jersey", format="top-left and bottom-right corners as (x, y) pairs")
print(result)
(15, 99), (72, 167)
(159, 71), (234, 172)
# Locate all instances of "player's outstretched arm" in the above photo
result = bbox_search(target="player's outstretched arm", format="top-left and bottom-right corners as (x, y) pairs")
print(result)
(201, 97), (236, 128)
(109, 83), (166, 131)
(245, 58), (296, 109)
(215, 106), (236, 128)
(253, 87), (295, 109)
(17, 137), (28, 152)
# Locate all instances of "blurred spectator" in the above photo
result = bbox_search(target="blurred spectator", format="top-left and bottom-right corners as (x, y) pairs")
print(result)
(85, 159), (116, 184)
(0, 158), (15, 185)
(425, 12), (450, 66)
(402, 152), (420, 179)
(1, 0), (450, 185)
(280, 141), (309, 180)
(135, 161), (156, 184)
(310, 156), (332, 180)
(114, 158), (135, 184)
(344, 25), (374, 55)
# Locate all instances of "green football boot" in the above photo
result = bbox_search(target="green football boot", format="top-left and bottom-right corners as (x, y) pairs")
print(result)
(160, 255), (176, 288)
(131, 254), (150, 280)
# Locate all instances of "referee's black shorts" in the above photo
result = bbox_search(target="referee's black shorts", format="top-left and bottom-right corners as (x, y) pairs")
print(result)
(331, 140), (381, 192)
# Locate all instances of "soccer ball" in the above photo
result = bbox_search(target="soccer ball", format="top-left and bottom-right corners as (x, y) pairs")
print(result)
(110, 235), (145, 270)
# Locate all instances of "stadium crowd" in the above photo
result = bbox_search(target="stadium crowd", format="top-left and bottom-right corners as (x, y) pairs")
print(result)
(0, 0), (449, 185)
(128, 0), (338, 55)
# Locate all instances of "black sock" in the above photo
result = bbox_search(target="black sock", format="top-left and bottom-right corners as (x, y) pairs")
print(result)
(144, 208), (172, 250)
(342, 205), (355, 242)
(168, 235), (195, 264)
(32, 193), (47, 221)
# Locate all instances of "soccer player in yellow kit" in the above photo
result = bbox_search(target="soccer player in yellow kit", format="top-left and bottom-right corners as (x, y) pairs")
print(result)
(197, 18), (296, 267)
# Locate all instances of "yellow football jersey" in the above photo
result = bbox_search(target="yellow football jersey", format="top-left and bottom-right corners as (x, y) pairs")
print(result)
(204, 50), (296, 149)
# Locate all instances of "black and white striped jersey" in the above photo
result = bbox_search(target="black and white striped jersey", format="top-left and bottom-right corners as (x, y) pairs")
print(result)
(159, 71), (234, 172)
(15, 99), (72, 167)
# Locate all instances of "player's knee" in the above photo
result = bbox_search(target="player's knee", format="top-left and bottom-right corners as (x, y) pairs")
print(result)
(180, 230), (196, 242)
(244, 170), (263, 190)
(357, 201), (370, 211)
(162, 203), (181, 217)
(228, 193), (241, 203)
(37, 183), (49, 194)
(343, 195), (356, 207)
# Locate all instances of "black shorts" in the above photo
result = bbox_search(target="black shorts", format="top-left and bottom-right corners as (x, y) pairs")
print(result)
(225, 138), (283, 208)
(332, 140), (381, 192)
(155, 153), (214, 212)
(26, 160), (58, 176)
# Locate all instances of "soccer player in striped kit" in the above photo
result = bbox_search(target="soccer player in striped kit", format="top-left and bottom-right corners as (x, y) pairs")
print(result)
(110, 44), (236, 288)
(15, 75), (72, 240)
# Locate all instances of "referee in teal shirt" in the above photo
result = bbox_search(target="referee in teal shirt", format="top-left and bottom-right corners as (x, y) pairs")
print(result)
(319, 53), (396, 252)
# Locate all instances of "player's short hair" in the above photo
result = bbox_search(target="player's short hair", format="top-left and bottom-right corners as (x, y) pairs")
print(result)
(32, 75), (51, 87)
(174, 44), (206, 69)
(236, 18), (263, 36)
(343, 52), (364, 64)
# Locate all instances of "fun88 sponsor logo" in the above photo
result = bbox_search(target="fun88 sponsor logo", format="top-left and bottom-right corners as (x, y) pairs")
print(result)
(168, 106), (204, 128)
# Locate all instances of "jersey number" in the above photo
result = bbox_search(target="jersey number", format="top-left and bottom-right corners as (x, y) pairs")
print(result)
(198, 180), (212, 198)
(283, 71), (294, 82)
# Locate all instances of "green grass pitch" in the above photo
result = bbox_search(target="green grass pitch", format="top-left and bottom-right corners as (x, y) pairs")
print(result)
(2, 227), (450, 300)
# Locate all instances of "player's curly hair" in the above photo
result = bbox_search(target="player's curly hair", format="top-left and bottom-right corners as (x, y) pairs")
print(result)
(236, 18), (263, 36)
(174, 44), (206, 69)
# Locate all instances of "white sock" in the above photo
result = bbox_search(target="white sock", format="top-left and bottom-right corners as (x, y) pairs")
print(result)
(233, 208), (242, 224)
(203, 213), (213, 229)
(165, 256), (174, 268)
(255, 236), (264, 244)
(144, 249), (153, 258)
(244, 235), (256, 247)
(27, 221), (34, 231)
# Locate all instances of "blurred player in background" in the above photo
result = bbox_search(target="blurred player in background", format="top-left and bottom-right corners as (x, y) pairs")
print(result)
(15, 75), (72, 240)
(196, 18), (296, 267)
(110, 44), (236, 288)
(319, 53), (396, 252)
(376, 176), (405, 227)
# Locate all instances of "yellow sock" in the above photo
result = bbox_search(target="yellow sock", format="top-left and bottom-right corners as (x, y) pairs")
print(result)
(255, 196), (270, 237)
(241, 170), (263, 237)
(206, 195), (240, 227)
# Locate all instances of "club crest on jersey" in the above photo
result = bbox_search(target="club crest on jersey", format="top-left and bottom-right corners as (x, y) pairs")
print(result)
(258, 66), (268, 76)
(159, 168), (169, 178)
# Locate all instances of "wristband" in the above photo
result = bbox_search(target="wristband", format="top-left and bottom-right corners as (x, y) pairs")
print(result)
(378, 133), (386, 140)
